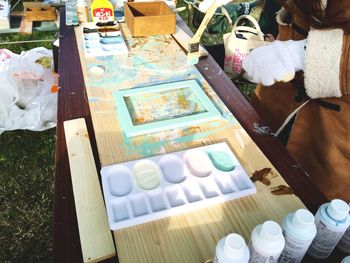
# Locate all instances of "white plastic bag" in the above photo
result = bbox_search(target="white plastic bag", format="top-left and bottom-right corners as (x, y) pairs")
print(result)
(0, 47), (58, 134)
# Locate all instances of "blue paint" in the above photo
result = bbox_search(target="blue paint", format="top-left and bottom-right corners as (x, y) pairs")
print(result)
(117, 119), (236, 159)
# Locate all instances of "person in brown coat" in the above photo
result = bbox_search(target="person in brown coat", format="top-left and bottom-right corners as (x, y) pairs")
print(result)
(242, 0), (350, 202)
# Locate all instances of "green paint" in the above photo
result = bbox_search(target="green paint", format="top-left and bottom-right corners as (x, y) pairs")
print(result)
(207, 151), (236, 172)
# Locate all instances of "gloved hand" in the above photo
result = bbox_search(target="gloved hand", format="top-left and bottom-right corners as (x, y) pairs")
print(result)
(242, 40), (306, 86)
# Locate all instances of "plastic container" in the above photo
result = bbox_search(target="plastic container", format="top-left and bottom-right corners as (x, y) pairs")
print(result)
(337, 203), (350, 253)
(214, 233), (250, 263)
(77, 0), (89, 24)
(278, 209), (317, 263)
(337, 225), (350, 253)
(248, 220), (285, 263)
(307, 199), (350, 259)
(342, 256), (350, 263)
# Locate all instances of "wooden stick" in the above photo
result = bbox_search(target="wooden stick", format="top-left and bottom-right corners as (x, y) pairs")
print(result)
(187, 0), (221, 64)
(172, 26), (208, 57)
(64, 118), (116, 263)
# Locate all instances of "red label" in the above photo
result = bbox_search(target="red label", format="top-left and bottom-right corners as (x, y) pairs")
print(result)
(93, 8), (113, 21)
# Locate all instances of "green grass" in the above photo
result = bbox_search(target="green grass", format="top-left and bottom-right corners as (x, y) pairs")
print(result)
(0, 30), (57, 262)
(0, 31), (57, 53)
(0, 129), (55, 263)
(177, 0), (263, 46)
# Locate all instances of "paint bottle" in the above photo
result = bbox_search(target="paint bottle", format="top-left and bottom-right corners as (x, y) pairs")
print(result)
(214, 233), (250, 263)
(307, 199), (350, 259)
(91, 0), (114, 23)
(342, 256), (350, 263)
(277, 209), (317, 263)
(337, 203), (350, 253)
(248, 220), (285, 263)
(77, 0), (89, 23)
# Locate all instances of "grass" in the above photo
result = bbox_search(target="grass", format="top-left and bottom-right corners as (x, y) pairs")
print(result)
(0, 129), (55, 263)
(0, 30), (57, 262)
(0, 31), (56, 53)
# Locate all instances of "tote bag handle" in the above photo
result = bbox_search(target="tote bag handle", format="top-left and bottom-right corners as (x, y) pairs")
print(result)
(231, 14), (264, 41)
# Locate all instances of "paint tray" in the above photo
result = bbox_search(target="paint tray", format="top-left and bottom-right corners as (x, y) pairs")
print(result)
(101, 142), (256, 230)
(114, 79), (221, 137)
(81, 22), (128, 58)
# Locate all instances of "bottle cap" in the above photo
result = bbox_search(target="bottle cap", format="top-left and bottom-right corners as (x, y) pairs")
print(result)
(260, 221), (282, 241)
(292, 209), (315, 229)
(224, 233), (246, 258)
(328, 199), (349, 221)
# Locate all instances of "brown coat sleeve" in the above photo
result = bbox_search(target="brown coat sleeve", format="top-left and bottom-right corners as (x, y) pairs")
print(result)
(340, 34), (350, 95)
(303, 0), (350, 98)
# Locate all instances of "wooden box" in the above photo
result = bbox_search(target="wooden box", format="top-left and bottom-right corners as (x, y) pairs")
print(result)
(23, 2), (57, 22)
(124, 1), (175, 37)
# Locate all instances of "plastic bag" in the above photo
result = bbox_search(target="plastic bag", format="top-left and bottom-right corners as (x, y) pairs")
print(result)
(0, 47), (58, 134)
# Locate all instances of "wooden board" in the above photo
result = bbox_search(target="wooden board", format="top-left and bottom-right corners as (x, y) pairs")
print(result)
(74, 23), (306, 263)
(19, 18), (33, 34)
(64, 118), (116, 263)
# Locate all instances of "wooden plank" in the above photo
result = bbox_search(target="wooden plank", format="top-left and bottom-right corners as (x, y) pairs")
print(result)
(74, 23), (307, 263)
(19, 18), (33, 34)
(24, 7), (57, 22)
(64, 118), (116, 263)
(10, 11), (25, 17)
(54, 9), (97, 262)
(172, 26), (208, 57)
(23, 1), (50, 10)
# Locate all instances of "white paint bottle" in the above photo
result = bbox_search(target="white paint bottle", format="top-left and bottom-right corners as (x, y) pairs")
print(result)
(307, 199), (350, 259)
(248, 220), (285, 263)
(337, 225), (350, 253)
(214, 233), (250, 263)
(277, 209), (317, 263)
(337, 203), (350, 253)
(342, 256), (350, 263)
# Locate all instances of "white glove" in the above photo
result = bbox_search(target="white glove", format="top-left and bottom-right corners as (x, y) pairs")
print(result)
(242, 40), (306, 86)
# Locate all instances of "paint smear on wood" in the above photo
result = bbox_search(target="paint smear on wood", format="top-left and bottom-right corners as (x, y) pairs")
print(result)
(250, 168), (274, 186)
(271, 185), (294, 196)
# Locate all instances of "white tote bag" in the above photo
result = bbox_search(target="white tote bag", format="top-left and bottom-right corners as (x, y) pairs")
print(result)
(224, 14), (269, 80)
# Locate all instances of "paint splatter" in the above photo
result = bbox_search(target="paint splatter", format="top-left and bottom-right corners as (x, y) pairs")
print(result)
(250, 168), (275, 186)
(271, 185), (294, 195)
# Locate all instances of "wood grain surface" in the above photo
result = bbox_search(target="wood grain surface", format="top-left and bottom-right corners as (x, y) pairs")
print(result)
(64, 118), (116, 262)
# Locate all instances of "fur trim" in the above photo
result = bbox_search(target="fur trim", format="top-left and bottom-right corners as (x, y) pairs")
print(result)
(304, 28), (343, 99)
(276, 7), (291, 26)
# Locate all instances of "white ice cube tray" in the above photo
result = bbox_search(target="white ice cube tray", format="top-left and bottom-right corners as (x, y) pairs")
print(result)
(101, 142), (256, 230)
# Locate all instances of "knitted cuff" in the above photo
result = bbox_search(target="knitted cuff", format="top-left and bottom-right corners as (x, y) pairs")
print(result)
(304, 28), (343, 99)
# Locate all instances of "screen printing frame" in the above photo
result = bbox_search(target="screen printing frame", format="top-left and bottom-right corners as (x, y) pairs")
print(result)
(114, 79), (221, 137)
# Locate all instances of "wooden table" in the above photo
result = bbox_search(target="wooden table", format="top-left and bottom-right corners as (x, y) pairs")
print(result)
(54, 8), (348, 263)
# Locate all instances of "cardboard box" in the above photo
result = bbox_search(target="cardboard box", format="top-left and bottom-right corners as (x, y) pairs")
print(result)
(124, 1), (175, 37)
